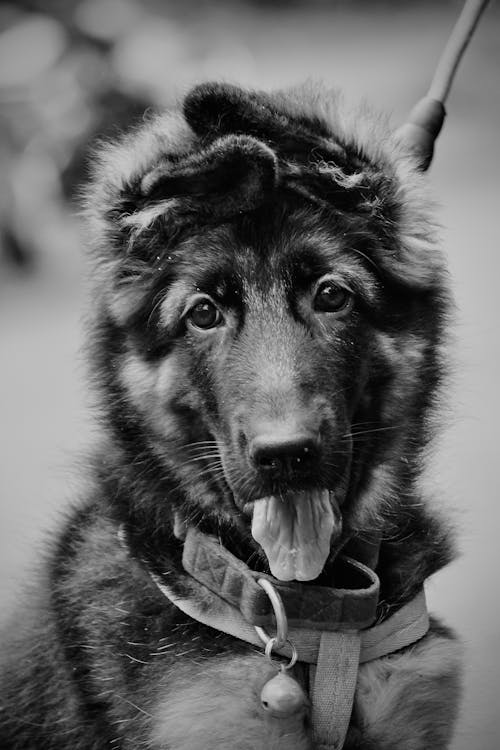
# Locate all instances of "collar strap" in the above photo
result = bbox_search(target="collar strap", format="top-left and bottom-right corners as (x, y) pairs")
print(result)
(119, 524), (429, 750)
(182, 526), (380, 631)
(144, 551), (428, 750)
(143, 551), (429, 665)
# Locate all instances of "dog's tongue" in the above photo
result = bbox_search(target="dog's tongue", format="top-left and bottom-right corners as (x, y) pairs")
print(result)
(251, 490), (341, 582)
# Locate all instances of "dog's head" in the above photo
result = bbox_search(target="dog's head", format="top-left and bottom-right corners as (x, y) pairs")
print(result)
(86, 82), (449, 581)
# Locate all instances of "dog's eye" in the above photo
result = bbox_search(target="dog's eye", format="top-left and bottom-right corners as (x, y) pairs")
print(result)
(187, 299), (223, 330)
(313, 281), (352, 314)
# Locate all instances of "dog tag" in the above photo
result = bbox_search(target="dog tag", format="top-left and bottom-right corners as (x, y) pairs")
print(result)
(261, 666), (308, 718)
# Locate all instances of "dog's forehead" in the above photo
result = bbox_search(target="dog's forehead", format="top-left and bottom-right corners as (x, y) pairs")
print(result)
(172, 206), (362, 291)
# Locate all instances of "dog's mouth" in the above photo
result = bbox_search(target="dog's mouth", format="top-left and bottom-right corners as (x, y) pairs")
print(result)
(249, 489), (342, 582)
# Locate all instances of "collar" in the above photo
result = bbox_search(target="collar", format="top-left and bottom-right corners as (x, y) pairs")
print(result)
(118, 524), (429, 750)
(181, 525), (380, 631)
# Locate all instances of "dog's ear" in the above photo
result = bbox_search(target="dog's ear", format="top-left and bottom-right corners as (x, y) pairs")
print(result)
(183, 82), (350, 163)
(138, 134), (278, 219)
(104, 132), (278, 250)
(183, 82), (291, 140)
(87, 131), (278, 324)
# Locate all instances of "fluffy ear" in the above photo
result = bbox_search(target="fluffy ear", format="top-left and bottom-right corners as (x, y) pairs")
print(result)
(183, 82), (294, 139)
(137, 134), (278, 219)
(119, 134), (279, 241)
(91, 133), (278, 324)
(183, 82), (349, 165)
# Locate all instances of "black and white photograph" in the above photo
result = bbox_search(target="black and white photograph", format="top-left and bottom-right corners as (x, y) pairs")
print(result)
(0, 1), (498, 748)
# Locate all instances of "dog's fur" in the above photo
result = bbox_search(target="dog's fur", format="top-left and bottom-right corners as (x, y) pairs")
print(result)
(0, 82), (462, 749)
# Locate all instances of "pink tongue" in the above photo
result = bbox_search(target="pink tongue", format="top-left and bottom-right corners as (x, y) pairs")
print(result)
(251, 490), (341, 582)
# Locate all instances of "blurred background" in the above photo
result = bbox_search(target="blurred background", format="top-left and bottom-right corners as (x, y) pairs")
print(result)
(0, 0), (498, 747)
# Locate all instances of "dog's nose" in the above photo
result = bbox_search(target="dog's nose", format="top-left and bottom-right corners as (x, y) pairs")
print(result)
(249, 434), (319, 480)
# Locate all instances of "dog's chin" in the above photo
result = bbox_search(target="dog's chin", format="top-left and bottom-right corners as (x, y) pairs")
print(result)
(243, 489), (343, 582)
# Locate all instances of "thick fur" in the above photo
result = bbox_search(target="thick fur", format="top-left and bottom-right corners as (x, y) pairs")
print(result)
(0, 82), (462, 749)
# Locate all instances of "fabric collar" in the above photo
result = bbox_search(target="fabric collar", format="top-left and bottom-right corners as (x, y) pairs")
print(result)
(181, 526), (380, 631)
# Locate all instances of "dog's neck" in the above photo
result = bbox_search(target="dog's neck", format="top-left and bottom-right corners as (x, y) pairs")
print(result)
(98, 445), (455, 614)
(119, 521), (383, 630)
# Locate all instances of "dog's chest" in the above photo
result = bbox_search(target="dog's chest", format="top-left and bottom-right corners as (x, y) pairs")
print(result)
(149, 652), (312, 750)
(141, 628), (460, 750)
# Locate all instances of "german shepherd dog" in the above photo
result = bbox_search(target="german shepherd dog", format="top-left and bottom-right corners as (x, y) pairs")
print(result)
(0, 83), (462, 749)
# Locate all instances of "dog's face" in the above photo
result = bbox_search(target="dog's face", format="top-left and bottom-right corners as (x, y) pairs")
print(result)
(88, 83), (448, 582)
(124, 207), (376, 580)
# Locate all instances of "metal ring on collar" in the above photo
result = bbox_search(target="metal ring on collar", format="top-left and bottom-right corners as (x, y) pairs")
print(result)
(264, 636), (298, 670)
(254, 578), (288, 650)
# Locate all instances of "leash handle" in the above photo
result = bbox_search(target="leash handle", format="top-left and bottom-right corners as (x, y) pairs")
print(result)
(396, 0), (490, 170)
(428, 0), (490, 104)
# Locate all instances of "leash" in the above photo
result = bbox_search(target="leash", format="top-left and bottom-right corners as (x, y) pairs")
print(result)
(119, 525), (429, 749)
(395, 0), (490, 170)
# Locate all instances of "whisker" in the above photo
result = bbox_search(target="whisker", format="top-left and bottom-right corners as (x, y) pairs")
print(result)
(233, 470), (258, 504)
(351, 247), (382, 275)
(147, 291), (168, 330)
(182, 439), (219, 447)
(184, 454), (223, 463)
(343, 426), (399, 439)
(183, 443), (220, 453)
(190, 465), (226, 483)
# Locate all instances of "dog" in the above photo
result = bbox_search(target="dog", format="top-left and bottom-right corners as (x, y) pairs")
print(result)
(0, 82), (462, 749)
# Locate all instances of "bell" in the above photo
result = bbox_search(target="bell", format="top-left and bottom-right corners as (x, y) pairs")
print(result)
(261, 669), (308, 718)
